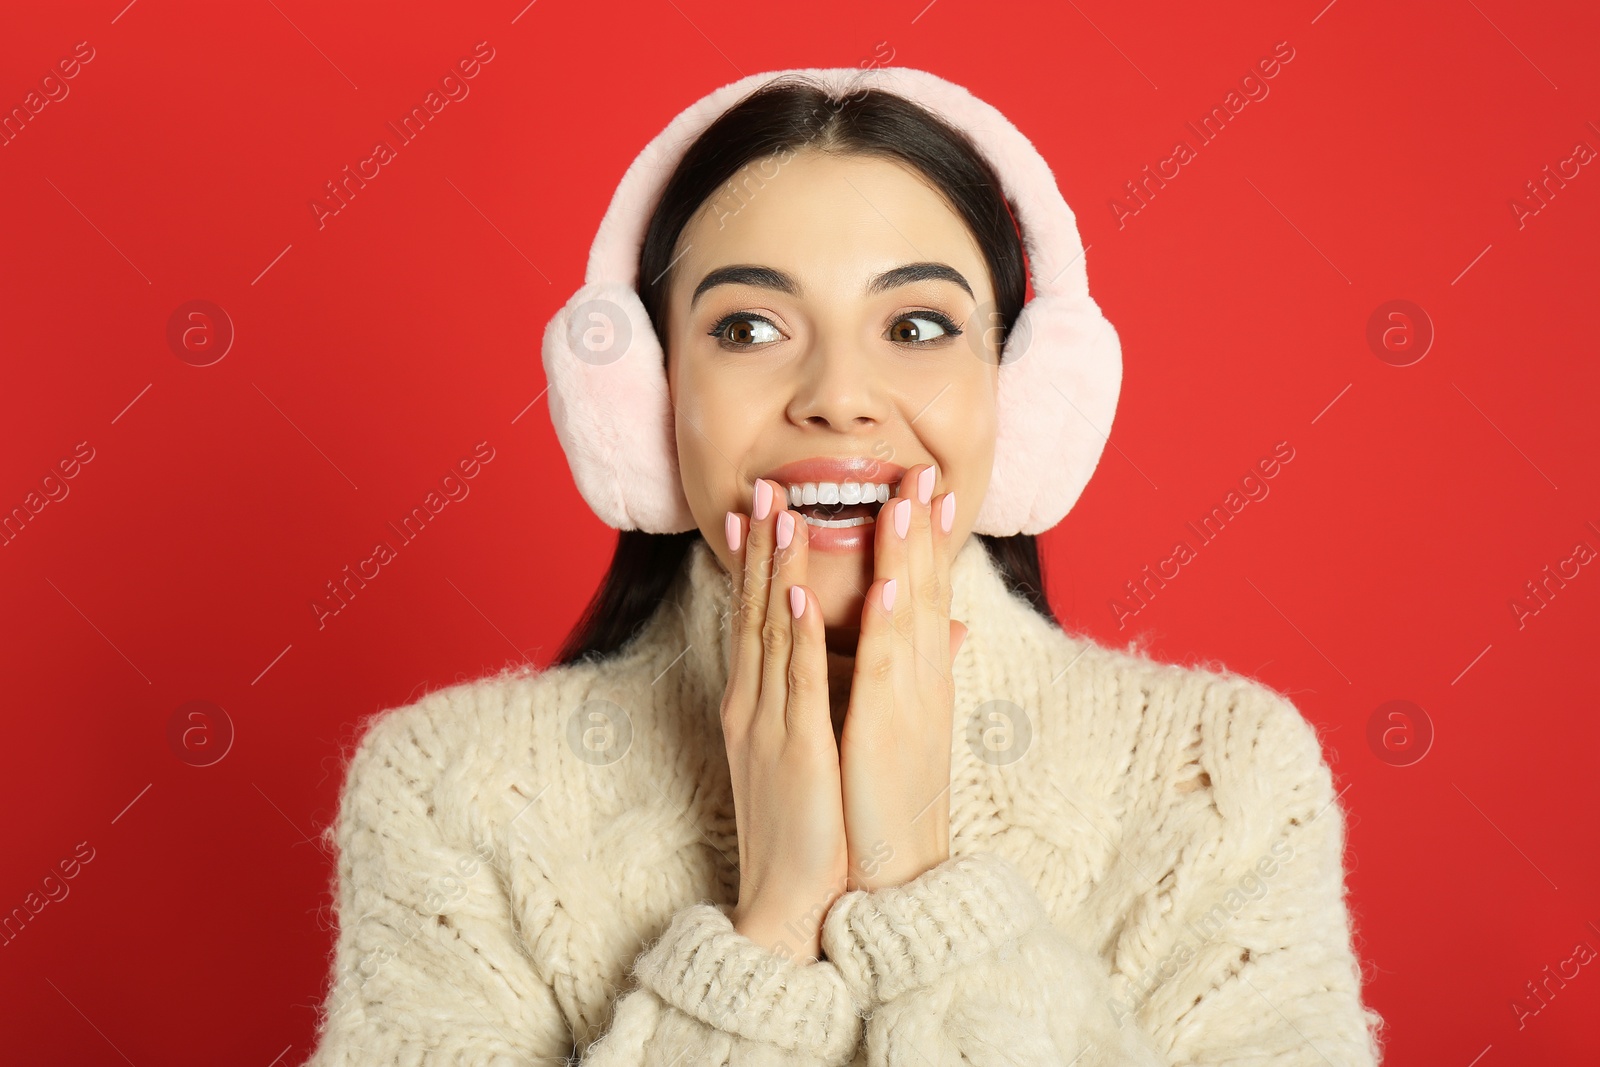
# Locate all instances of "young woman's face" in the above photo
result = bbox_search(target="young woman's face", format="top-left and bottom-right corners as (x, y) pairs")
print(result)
(664, 147), (1002, 640)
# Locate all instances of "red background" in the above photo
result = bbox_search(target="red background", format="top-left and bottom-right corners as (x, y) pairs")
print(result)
(2, 1), (1596, 1063)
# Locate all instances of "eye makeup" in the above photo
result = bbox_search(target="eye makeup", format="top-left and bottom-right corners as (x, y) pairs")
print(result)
(705, 307), (965, 351)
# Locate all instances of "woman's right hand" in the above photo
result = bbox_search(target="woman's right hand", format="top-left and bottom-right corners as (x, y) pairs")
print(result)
(721, 477), (849, 962)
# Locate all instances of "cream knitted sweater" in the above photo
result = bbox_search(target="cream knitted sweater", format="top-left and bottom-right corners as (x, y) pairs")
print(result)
(303, 535), (1386, 1066)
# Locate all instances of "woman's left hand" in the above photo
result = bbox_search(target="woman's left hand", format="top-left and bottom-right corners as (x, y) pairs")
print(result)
(838, 462), (969, 892)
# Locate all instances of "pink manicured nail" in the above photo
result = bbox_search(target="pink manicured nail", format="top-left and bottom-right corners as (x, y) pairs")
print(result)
(776, 509), (794, 549)
(894, 498), (910, 539)
(941, 492), (956, 534)
(753, 479), (773, 521)
(918, 466), (935, 505)
(789, 585), (805, 618)
(882, 578), (897, 612)
(725, 511), (742, 553)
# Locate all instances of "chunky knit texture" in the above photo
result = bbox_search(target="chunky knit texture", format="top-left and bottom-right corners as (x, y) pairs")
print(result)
(303, 535), (1386, 1066)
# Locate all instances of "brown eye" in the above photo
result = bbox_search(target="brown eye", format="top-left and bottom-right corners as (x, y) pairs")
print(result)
(711, 316), (782, 346)
(888, 314), (954, 344)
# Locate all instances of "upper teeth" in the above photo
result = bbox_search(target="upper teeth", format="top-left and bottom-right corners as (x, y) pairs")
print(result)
(786, 481), (893, 507)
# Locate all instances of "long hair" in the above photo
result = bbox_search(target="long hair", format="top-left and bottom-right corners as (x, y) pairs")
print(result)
(554, 76), (1061, 668)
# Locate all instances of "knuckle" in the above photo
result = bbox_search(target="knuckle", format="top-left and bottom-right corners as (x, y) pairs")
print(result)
(737, 595), (764, 634)
(761, 619), (788, 659)
(785, 628), (818, 701)
(893, 606), (916, 643)
(787, 654), (817, 698)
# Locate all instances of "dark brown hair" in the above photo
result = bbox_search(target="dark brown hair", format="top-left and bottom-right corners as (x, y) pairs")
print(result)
(554, 76), (1058, 667)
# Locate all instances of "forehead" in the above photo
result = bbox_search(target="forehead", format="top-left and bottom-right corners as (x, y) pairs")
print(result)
(669, 150), (990, 301)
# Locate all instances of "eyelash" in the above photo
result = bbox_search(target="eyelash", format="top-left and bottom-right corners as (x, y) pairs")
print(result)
(705, 309), (964, 350)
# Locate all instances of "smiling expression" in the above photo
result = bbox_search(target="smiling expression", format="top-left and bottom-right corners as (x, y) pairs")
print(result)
(664, 148), (1002, 633)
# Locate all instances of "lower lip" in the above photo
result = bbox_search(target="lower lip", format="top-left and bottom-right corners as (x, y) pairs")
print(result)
(798, 507), (880, 553)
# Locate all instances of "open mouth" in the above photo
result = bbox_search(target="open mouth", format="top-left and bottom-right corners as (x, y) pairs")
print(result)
(765, 473), (902, 539)
(795, 500), (883, 528)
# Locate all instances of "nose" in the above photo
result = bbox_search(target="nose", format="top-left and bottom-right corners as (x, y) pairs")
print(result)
(784, 334), (888, 430)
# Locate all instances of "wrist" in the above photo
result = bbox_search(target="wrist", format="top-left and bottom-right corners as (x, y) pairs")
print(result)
(732, 905), (824, 962)
(849, 839), (947, 891)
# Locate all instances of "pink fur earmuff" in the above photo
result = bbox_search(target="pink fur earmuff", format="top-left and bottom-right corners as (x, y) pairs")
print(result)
(540, 66), (1122, 536)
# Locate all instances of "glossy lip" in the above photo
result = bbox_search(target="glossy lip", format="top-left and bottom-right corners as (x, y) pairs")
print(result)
(753, 457), (924, 554)
(758, 455), (911, 493)
(803, 516), (878, 554)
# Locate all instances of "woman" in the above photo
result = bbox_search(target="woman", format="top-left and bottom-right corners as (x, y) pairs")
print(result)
(304, 67), (1386, 1066)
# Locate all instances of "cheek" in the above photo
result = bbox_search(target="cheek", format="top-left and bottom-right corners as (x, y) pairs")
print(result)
(922, 374), (998, 484)
(672, 362), (766, 503)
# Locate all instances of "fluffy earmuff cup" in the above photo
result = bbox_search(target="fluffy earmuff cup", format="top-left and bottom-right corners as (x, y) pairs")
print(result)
(541, 280), (698, 533)
(974, 295), (1122, 536)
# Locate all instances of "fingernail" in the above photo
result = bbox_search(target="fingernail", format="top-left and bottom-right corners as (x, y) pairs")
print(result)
(918, 466), (935, 505)
(789, 585), (805, 618)
(753, 479), (773, 521)
(776, 509), (794, 549)
(724, 511), (742, 553)
(883, 578), (897, 612)
(941, 492), (956, 534)
(895, 498), (910, 539)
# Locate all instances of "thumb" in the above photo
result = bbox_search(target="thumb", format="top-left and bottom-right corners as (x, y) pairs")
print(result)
(949, 620), (969, 662)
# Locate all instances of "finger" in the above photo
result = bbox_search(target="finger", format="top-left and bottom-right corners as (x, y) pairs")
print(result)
(847, 576), (899, 735)
(904, 464), (948, 692)
(724, 508), (747, 560)
(758, 491), (808, 732)
(785, 581), (832, 743)
(935, 489), (957, 610)
(729, 478), (780, 719)
(950, 619), (968, 663)
(878, 479), (914, 663)
(723, 507), (749, 664)
(935, 489), (958, 673)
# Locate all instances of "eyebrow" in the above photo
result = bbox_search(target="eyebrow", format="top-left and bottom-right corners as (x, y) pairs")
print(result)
(689, 261), (974, 309)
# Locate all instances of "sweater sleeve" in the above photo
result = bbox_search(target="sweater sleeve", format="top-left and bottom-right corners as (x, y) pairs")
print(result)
(302, 698), (863, 1067)
(821, 850), (1164, 1066)
(818, 682), (1384, 1067)
(590, 900), (862, 1065)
